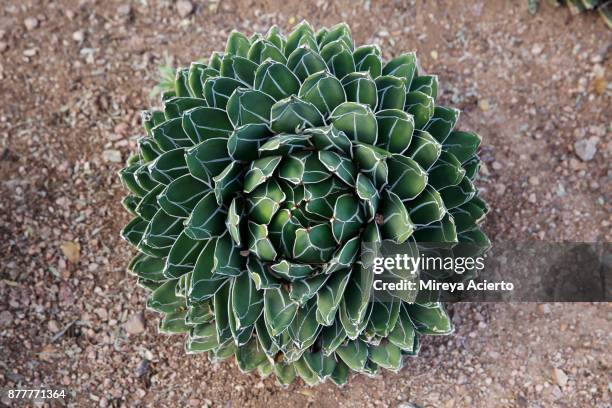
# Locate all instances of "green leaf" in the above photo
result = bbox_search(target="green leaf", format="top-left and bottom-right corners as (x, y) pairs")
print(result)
(380, 190), (415, 244)
(406, 185), (446, 226)
(323, 235), (360, 274)
(258, 134), (311, 157)
(270, 260), (316, 281)
(382, 52), (417, 87)
(247, 256), (281, 290)
(289, 273), (330, 305)
(164, 230), (206, 279)
(412, 213), (458, 243)
(318, 150), (357, 187)
(331, 102), (378, 144)
(119, 163), (148, 196)
(386, 154), (428, 201)
(388, 302), (417, 352)
(336, 339), (368, 371)
(405, 91), (435, 129)
(121, 216), (148, 248)
(128, 253), (165, 281)
(189, 239), (226, 302)
(265, 25), (286, 52)
(286, 46), (327, 82)
(247, 221), (277, 261)
(264, 285), (298, 336)
(185, 302), (214, 325)
(135, 184), (163, 221)
(410, 75), (438, 99)
(226, 88), (275, 127)
(299, 71), (346, 117)
(254, 61), (301, 101)
(375, 75), (406, 111)
(307, 126), (352, 155)
(226, 197), (244, 247)
(278, 151), (330, 185)
(213, 231), (245, 277)
(270, 96), (324, 133)
(288, 299), (320, 350)
(247, 178), (286, 224)
(422, 106), (460, 144)
(158, 174), (209, 218)
(182, 106), (233, 144)
(320, 40), (355, 79)
(353, 44), (382, 77)
(366, 298), (400, 338)
(285, 21), (316, 56)
(212, 161), (243, 205)
(228, 123), (272, 162)
(368, 341), (402, 372)
(152, 117), (193, 151)
(376, 109), (414, 154)
(406, 130), (441, 170)
(185, 137), (232, 187)
(439, 176), (476, 210)
(214, 282), (233, 344)
(320, 320), (346, 355)
(203, 77), (243, 109)
(186, 322), (219, 353)
(352, 142), (390, 188)
(147, 279), (183, 313)
(355, 173), (379, 221)
(244, 155), (282, 193)
(184, 191), (227, 240)
(330, 360), (350, 386)
(331, 194), (364, 243)
(148, 148), (189, 185)
(269, 208), (302, 259)
(159, 310), (190, 333)
(163, 97), (207, 120)
(231, 271), (264, 329)
(341, 72), (378, 110)
(304, 350), (336, 381)
(293, 224), (336, 263)
(248, 38), (286, 64)
(406, 302), (453, 335)
(442, 131), (481, 163)
(174, 68), (191, 97)
(225, 30), (251, 57)
(187, 62), (207, 98)
(319, 22), (353, 50)
(141, 209), (184, 256)
(315, 268), (351, 325)
(428, 151), (466, 189)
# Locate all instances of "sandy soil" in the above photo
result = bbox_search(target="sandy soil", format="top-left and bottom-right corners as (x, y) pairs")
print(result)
(0, 0), (610, 407)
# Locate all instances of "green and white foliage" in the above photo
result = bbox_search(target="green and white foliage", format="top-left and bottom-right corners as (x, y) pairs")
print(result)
(119, 22), (489, 386)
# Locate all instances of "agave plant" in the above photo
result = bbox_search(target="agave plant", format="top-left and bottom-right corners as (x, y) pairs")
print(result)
(529, 0), (612, 27)
(119, 21), (489, 386)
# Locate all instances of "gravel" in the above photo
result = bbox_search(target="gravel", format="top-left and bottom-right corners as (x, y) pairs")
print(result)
(0, 0), (609, 407)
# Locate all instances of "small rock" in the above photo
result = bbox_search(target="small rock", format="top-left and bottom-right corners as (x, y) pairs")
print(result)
(125, 312), (146, 335)
(60, 241), (80, 263)
(528, 193), (536, 203)
(72, 30), (85, 42)
(23, 48), (37, 57)
(0, 42), (7, 53)
(136, 359), (150, 377)
(528, 176), (539, 186)
(188, 399), (201, 407)
(48, 320), (60, 333)
(573, 137), (599, 161)
(430, 50), (438, 60)
(177, 0), (194, 18)
(24, 17), (39, 31)
(553, 368), (568, 387)
(95, 307), (108, 320)
(537, 303), (551, 314)
(102, 149), (122, 163)
(0, 310), (12, 327)
(117, 4), (131, 17)
(478, 99), (490, 112)
(491, 161), (502, 171)
(531, 43), (543, 56)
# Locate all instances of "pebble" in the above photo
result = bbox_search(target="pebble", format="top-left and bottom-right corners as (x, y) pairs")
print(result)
(177, 0), (194, 18)
(102, 149), (122, 163)
(553, 368), (568, 387)
(491, 161), (502, 171)
(24, 17), (39, 31)
(573, 137), (599, 161)
(0, 310), (12, 327)
(478, 99), (490, 112)
(48, 319), (60, 333)
(117, 4), (131, 17)
(61, 241), (80, 263)
(125, 312), (146, 335)
(23, 48), (37, 57)
(531, 43), (543, 55)
(72, 30), (85, 42)
(0, 42), (7, 53)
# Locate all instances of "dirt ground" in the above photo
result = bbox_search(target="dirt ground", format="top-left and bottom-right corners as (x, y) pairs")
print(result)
(0, 0), (610, 407)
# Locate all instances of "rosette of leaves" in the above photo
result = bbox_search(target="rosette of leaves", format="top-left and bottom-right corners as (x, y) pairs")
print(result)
(119, 21), (489, 386)
(529, 0), (612, 27)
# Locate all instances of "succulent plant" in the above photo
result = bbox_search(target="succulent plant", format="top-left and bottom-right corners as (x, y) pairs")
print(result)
(529, 0), (612, 27)
(119, 21), (489, 386)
